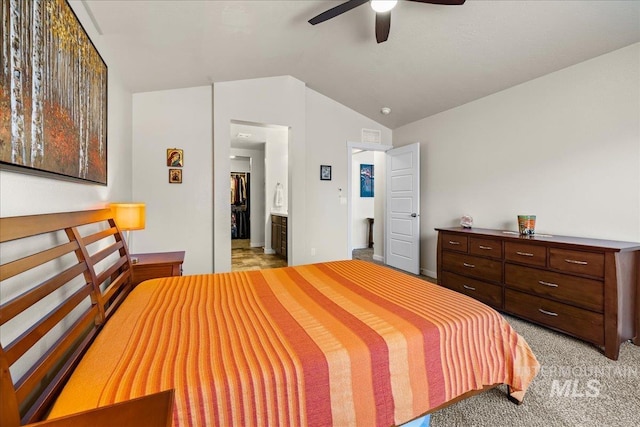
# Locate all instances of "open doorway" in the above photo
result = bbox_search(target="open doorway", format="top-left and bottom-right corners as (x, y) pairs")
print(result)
(347, 142), (421, 275)
(350, 150), (376, 262)
(230, 120), (289, 271)
(347, 142), (392, 265)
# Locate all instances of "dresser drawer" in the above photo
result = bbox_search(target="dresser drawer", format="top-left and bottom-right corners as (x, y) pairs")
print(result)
(441, 271), (502, 308)
(549, 248), (604, 278)
(505, 264), (603, 312)
(441, 233), (468, 253)
(441, 251), (502, 282)
(504, 242), (546, 267)
(505, 289), (603, 345)
(469, 237), (502, 259)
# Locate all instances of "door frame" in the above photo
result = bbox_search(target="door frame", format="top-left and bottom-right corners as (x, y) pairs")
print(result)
(228, 121), (289, 271)
(346, 141), (393, 261)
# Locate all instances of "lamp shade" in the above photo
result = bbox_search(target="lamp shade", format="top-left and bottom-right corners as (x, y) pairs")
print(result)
(110, 203), (146, 231)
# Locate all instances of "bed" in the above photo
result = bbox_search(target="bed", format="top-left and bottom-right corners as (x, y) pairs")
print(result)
(0, 209), (539, 426)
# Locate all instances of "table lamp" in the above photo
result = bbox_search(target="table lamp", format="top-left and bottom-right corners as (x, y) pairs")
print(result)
(110, 203), (145, 263)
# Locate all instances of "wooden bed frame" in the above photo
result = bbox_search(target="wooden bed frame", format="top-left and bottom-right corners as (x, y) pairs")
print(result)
(0, 209), (136, 426)
(0, 209), (519, 426)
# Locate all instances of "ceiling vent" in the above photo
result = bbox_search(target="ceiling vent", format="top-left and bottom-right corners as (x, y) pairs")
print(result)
(362, 129), (382, 144)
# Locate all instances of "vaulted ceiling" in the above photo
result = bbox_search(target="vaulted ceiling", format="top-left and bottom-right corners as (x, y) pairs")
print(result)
(81, 0), (640, 129)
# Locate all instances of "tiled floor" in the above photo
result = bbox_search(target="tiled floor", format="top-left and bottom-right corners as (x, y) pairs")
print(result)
(231, 239), (287, 271)
(232, 243), (436, 283)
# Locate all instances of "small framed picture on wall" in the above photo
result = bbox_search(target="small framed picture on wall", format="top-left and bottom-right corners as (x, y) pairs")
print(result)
(169, 169), (182, 183)
(360, 164), (374, 197)
(320, 165), (332, 181)
(167, 149), (184, 167)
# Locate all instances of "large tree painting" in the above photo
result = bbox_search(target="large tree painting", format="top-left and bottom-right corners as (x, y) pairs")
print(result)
(0, 0), (107, 184)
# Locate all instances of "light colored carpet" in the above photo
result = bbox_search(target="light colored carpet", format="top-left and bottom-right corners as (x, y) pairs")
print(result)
(431, 315), (640, 426)
(352, 252), (639, 425)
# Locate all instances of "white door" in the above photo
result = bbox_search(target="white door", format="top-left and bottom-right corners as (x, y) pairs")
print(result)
(385, 143), (420, 275)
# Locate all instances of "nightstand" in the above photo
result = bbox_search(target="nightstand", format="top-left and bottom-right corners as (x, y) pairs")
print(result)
(130, 251), (185, 287)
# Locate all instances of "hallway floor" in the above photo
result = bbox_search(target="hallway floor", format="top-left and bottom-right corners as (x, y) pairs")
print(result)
(231, 239), (287, 271)
(352, 247), (436, 281)
(351, 247), (381, 264)
(232, 243), (435, 282)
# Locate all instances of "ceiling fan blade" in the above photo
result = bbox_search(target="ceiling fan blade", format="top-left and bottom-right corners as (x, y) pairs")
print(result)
(407, 0), (466, 5)
(375, 12), (391, 44)
(308, 0), (370, 25)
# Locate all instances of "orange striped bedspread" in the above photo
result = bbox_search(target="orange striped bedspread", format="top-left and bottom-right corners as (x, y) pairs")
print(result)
(48, 260), (539, 426)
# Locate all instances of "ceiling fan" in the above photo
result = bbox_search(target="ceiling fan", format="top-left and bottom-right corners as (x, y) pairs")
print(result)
(308, 0), (466, 43)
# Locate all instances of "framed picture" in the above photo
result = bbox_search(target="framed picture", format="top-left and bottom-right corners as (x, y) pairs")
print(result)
(0, 0), (108, 185)
(169, 168), (182, 183)
(360, 164), (374, 197)
(167, 149), (184, 167)
(320, 165), (332, 181)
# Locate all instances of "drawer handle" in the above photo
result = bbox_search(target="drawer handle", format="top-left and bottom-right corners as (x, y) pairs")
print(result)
(479, 245), (493, 250)
(516, 251), (534, 257)
(538, 280), (558, 288)
(565, 259), (588, 265)
(463, 262), (475, 268)
(463, 285), (476, 291)
(538, 308), (558, 317)
(448, 241), (461, 245)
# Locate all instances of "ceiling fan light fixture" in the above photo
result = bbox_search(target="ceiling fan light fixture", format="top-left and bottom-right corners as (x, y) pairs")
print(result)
(370, 0), (397, 13)
(309, 0), (465, 42)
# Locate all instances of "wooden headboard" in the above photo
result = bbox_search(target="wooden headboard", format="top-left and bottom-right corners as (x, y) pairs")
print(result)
(0, 209), (133, 426)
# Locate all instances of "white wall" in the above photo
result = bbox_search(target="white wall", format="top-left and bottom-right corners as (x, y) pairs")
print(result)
(132, 86), (213, 274)
(373, 151), (386, 261)
(266, 128), (289, 215)
(213, 77), (392, 270)
(351, 151), (375, 249)
(393, 43), (640, 278)
(214, 76), (306, 271)
(0, 1), (132, 384)
(264, 128), (289, 254)
(0, 2), (132, 217)
(230, 157), (251, 173)
(305, 90), (392, 262)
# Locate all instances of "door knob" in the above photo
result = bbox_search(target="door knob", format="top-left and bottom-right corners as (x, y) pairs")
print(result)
(411, 213), (418, 217)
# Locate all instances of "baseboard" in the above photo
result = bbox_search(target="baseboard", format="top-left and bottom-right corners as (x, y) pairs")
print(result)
(422, 268), (437, 280)
(251, 242), (264, 248)
(263, 248), (275, 255)
(372, 254), (384, 262)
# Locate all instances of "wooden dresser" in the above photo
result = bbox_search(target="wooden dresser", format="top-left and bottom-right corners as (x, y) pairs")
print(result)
(436, 227), (640, 360)
(271, 214), (287, 259)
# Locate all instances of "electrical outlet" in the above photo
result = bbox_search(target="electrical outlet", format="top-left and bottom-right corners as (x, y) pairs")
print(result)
(310, 248), (316, 256)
